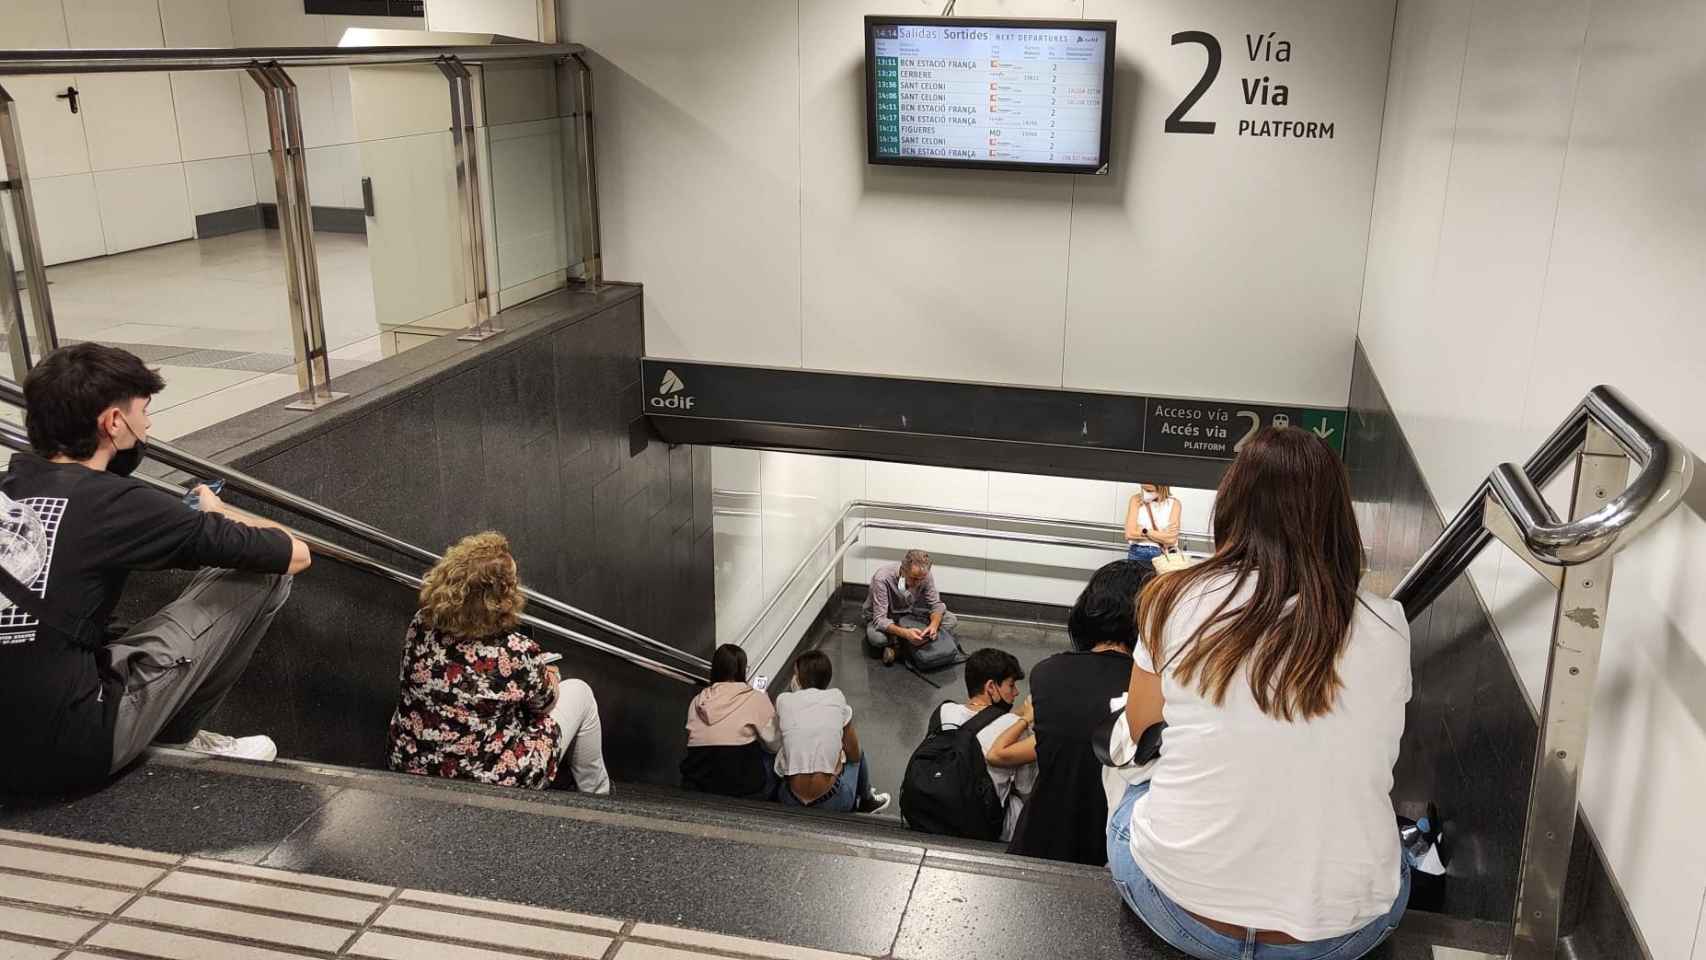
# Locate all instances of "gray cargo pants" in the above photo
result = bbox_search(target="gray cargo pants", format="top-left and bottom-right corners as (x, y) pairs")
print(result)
(107, 568), (293, 773)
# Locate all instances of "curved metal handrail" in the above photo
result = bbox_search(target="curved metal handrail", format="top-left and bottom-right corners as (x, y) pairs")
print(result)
(1391, 385), (1693, 617)
(0, 43), (586, 76)
(0, 421), (702, 686)
(0, 379), (709, 673)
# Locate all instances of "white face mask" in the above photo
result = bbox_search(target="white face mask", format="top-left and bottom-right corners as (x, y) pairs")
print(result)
(1142, 490), (1158, 502)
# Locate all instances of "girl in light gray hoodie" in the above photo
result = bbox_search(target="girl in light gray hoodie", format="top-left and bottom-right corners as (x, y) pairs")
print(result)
(681, 645), (780, 798)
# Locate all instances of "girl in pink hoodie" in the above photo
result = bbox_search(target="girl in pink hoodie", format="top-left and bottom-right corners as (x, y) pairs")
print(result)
(681, 645), (781, 798)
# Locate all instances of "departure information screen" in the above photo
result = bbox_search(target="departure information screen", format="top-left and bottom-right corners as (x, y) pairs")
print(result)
(865, 17), (1115, 175)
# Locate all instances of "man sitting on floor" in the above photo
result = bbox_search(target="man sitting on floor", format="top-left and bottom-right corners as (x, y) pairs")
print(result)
(863, 549), (959, 666)
(0, 343), (312, 796)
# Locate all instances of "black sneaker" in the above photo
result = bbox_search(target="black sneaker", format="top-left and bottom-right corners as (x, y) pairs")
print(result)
(858, 791), (893, 814)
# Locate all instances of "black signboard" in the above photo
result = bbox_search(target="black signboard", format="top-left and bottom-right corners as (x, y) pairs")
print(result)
(304, 1), (423, 17)
(641, 359), (1346, 461)
(1143, 398), (1344, 458)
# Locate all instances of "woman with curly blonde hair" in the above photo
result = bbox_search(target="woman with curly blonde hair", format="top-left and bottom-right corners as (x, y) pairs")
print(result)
(386, 532), (609, 793)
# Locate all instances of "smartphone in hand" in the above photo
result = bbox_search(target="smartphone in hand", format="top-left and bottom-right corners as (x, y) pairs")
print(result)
(184, 478), (226, 509)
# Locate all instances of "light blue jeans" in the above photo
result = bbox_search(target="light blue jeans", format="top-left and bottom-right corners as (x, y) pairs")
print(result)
(1107, 782), (1410, 960)
(779, 758), (869, 813)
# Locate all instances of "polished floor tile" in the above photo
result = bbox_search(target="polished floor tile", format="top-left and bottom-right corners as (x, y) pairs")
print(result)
(28, 230), (387, 438)
(147, 364), (271, 412)
(149, 373), (305, 441)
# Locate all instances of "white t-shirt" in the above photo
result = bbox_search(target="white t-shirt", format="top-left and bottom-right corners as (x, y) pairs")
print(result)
(774, 688), (853, 777)
(1127, 573), (1411, 941)
(1133, 496), (1180, 546)
(937, 703), (1038, 842)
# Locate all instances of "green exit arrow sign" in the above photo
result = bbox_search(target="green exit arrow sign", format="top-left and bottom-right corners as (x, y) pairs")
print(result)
(1301, 409), (1346, 453)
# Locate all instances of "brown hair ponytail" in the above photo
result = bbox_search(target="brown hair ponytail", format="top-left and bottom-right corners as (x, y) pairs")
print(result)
(1139, 427), (1363, 721)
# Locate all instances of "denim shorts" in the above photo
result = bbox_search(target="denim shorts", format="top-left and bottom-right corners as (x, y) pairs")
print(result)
(1106, 782), (1410, 960)
(1127, 543), (1163, 565)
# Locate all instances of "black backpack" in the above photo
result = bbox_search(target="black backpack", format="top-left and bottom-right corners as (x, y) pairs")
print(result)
(900, 701), (1008, 841)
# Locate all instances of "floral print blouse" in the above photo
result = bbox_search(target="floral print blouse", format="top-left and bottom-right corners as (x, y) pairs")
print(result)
(387, 612), (561, 790)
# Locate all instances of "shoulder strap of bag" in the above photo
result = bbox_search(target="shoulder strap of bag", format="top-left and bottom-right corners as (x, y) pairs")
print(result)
(963, 703), (1010, 740)
(928, 700), (954, 736)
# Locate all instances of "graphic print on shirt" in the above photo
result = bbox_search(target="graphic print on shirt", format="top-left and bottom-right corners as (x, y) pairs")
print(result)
(0, 496), (67, 645)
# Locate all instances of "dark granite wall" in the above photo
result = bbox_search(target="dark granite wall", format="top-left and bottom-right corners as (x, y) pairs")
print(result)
(1346, 342), (1644, 956)
(119, 286), (713, 787)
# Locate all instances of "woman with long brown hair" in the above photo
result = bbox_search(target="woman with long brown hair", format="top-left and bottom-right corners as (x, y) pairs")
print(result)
(1107, 428), (1410, 960)
(387, 532), (610, 793)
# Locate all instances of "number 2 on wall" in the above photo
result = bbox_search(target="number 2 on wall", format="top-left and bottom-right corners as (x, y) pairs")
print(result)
(1165, 31), (1220, 134)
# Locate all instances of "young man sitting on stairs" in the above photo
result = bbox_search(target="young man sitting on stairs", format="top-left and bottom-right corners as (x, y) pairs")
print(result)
(0, 344), (312, 796)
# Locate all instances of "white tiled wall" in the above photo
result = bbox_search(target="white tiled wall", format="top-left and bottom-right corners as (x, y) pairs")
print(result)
(183, 156), (257, 216)
(0, 0), (422, 264)
(425, 0), (546, 40)
(1359, 0), (1706, 955)
(93, 164), (193, 254)
(563, 0), (1395, 406)
(25, 173), (105, 264)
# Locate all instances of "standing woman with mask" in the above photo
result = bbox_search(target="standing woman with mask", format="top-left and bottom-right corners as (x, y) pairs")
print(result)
(1108, 427), (1411, 960)
(1124, 484), (1181, 568)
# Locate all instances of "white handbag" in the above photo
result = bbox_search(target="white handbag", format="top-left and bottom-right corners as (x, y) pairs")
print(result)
(1145, 501), (1198, 574)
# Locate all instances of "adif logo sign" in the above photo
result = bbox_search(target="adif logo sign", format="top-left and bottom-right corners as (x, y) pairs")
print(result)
(651, 369), (694, 410)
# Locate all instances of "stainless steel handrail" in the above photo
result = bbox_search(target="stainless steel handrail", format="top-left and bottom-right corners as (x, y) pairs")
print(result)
(849, 498), (1216, 553)
(1390, 385), (1693, 617)
(738, 506), (1214, 673)
(0, 380), (710, 673)
(731, 497), (1212, 654)
(0, 421), (701, 686)
(0, 44), (586, 75)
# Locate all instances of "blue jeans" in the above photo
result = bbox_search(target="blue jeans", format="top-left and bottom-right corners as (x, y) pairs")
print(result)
(779, 757), (870, 813)
(1107, 782), (1409, 960)
(1128, 543), (1163, 565)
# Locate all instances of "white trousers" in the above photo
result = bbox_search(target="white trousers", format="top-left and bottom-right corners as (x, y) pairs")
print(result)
(548, 678), (611, 795)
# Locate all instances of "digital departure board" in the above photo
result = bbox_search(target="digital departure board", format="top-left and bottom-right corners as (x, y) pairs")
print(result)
(865, 16), (1116, 175)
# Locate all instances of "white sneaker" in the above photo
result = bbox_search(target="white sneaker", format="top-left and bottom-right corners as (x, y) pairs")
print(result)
(168, 730), (278, 762)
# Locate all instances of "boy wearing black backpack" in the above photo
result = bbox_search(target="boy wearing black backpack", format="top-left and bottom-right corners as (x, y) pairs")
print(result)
(901, 648), (1037, 841)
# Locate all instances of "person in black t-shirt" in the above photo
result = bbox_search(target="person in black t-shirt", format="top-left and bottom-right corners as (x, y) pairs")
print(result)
(1006, 559), (1154, 865)
(0, 344), (312, 795)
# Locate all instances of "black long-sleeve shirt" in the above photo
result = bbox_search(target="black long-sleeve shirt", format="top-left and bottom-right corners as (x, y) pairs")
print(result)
(0, 453), (293, 793)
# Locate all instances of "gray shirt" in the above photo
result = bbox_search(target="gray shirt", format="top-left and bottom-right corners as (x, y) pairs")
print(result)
(863, 562), (946, 630)
(774, 687), (853, 776)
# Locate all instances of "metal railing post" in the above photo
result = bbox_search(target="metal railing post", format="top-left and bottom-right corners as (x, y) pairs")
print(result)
(436, 57), (501, 342)
(248, 64), (343, 411)
(569, 54), (602, 290)
(0, 203), (31, 383)
(1507, 424), (1626, 959)
(0, 79), (57, 374)
(266, 64), (342, 410)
